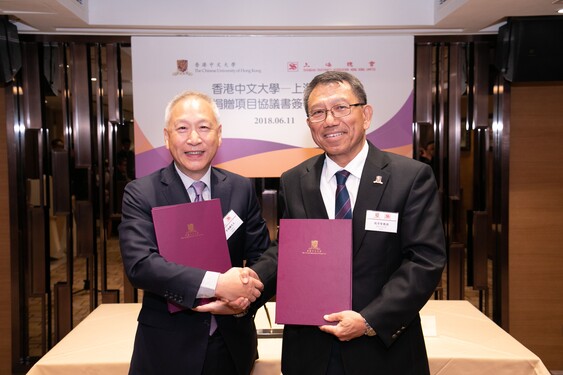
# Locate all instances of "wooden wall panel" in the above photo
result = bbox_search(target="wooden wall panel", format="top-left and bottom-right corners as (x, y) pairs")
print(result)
(509, 83), (563, 370)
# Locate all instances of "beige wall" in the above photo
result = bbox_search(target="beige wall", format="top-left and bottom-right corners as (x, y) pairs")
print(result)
(0, 87), (12, 373)
(509, 83), (563, 370)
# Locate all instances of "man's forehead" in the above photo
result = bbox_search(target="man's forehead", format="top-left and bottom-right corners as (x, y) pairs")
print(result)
(309, 92), (357, 107)
(171, 117), (216, 127)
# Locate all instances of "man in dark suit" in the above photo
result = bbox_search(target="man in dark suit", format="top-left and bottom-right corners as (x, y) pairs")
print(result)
(252, 71), (446, 375)
(119, 91), (270, 375)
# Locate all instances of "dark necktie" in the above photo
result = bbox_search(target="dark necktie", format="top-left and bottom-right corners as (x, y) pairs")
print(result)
(191, 181), (217, 334)
(335, 170), (352, 219)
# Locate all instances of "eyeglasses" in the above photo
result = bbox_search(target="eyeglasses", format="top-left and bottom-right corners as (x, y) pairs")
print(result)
(307, 103), (366, 123)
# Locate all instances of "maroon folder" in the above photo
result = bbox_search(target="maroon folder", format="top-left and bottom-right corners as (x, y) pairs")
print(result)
(152, 199), (231, 313)
(275, 219), (352, 326)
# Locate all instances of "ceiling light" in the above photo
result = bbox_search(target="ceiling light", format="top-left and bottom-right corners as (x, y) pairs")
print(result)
(558, 8), (563, 13)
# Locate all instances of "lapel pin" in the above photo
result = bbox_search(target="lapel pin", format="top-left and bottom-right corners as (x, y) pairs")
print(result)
(373, 176), (383, 184)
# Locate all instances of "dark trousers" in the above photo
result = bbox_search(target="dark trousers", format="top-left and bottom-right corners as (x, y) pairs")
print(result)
(326, 339), (346, 375)
(201, 331), (238, 375)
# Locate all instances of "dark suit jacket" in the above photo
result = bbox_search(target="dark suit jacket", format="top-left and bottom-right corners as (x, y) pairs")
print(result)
(119, 162), (270, 375)
(253, 141), (446, 375)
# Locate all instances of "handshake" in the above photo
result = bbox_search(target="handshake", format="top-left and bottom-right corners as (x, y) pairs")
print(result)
(194, 267), (263, 315)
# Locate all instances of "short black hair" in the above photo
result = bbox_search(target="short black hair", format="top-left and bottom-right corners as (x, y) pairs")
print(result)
(303, 71), (367, 117)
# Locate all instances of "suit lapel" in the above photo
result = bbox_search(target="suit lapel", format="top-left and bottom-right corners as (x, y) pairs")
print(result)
(300, 156), (329, 219)
(352, 143), (390, 255)
(210, 167), (230, 216)
(160, 163), (190, 205)
(159, 164), (229, 212)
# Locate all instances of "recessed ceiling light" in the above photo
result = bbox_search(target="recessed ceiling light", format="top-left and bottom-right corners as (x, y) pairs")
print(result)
(558, 8), (563, 13)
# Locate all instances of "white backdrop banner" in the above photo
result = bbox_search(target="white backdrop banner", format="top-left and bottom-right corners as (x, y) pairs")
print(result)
(131, 35), (414, 178)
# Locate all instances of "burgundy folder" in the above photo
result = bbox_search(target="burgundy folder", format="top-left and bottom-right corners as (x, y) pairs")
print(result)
(276, 219), (352, 326)
(152, 199), (231, 313)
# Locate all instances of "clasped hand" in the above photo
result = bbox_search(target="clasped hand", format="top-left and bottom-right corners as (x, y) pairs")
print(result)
(194, 267), (262, 315)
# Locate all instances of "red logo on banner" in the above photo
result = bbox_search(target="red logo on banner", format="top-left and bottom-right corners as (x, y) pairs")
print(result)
(287, 62), (298, 72)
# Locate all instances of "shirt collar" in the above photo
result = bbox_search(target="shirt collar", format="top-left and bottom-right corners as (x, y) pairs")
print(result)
(174, 164), (212, 192)
(324, 141), (369, 180)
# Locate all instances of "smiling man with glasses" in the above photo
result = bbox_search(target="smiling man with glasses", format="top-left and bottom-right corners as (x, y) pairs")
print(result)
(251, 71), (446, 375)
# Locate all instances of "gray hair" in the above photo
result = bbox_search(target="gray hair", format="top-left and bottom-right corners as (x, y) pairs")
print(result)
(164, 91), (220, 126)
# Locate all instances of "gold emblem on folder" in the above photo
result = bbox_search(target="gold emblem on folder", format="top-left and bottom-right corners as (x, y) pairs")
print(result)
(182, 223), (202, 239)
(303, 239), (325, 255)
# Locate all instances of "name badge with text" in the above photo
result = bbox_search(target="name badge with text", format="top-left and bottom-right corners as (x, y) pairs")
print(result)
(365, 210), (399, 233)
(224, 210), (243, 239)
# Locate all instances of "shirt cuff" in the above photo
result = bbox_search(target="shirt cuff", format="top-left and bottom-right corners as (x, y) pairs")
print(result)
(196, 271), (220, 298)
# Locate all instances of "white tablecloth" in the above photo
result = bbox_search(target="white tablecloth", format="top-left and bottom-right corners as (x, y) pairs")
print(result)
(27, 300), (550, 375)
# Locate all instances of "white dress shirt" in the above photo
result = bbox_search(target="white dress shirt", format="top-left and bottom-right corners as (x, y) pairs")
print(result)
(320, 141), (369, 218)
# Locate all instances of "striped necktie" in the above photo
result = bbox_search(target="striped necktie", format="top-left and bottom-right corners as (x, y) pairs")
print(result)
(335, 170), (352, 219)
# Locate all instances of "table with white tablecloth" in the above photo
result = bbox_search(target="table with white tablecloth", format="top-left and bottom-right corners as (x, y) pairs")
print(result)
(26, 300), (550, 375)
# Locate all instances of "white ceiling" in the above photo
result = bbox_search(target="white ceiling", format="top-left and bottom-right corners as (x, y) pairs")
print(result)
(1, 0), (562, 36)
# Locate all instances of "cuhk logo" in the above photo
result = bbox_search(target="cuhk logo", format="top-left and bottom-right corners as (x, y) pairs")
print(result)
(177, 60), (188, 73)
